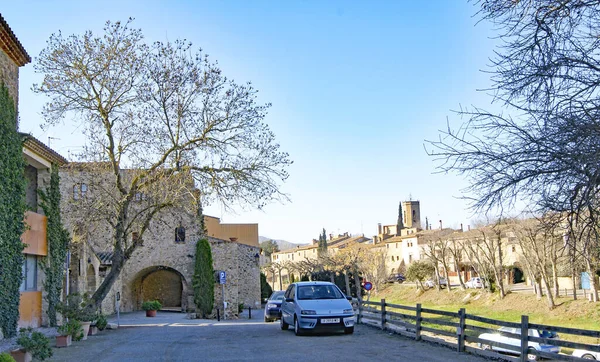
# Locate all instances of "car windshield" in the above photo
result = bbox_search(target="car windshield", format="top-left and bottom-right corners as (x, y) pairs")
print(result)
(538, 330), (558, 338)
(297, 285), (344, 300)
(269, 292), (285, 301)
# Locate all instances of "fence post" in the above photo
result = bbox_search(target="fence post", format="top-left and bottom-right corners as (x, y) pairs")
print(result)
(415, 303), (422, 341)
(457, 308), (466, 353)
(380, 299), (386, 330)
(520, 315), (529, 362)
(357, 299), (362, 324)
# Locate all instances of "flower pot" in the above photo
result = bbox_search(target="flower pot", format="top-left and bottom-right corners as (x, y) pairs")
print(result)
(10, 349), (32, 362)
(80, 321), (92, 340)
(88, 325), (98, 336)
(146, 310), (157, 317)
(56, 334), (72, 348)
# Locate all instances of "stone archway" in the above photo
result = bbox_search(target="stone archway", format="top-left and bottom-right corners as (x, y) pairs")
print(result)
(132, 266), (189, 311)
(508, 263), (525, 284)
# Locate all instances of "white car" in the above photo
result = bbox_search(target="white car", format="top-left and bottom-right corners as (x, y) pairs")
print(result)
(280, 281), (355, 336)
(572, 346), (600, 360)
(478, 326), (560, 361)
(424, 277), (447, 289)
(465, 277), (484, 289)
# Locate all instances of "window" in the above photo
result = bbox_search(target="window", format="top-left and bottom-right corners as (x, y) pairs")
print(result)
(73, 183), (88, 200)
(20, 255), (38, 291)
(511, 246), (516, 252)
(396, 243), (398, 248)
(175, 226), (186, 243)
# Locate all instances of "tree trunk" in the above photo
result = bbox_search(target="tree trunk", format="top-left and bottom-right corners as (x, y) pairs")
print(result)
(571, 250), (578, 300)
(540, 272), (555, 309)
(91, 251), (124, 308)
(353, 269), (362, 304)
(278, 270), (283, 291)
(456, 259), (466, 290)
(344, 271), (351, 296)
(536, 278), (543, 300)
(330, 271), (335, 284)
(551, 258), (560, 298)
(444, 267), (451, 292)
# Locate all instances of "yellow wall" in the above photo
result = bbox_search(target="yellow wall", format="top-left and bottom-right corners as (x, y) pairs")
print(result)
(22, 211), (47, 256)
(204, 215), (259, 247)
(18, 291), (42, 328)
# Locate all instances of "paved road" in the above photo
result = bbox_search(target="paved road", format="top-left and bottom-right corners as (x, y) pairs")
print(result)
(47, 311), (486, 362)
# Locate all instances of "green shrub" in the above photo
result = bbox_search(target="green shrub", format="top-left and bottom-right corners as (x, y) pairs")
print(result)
(95, 313), (108, 331)
(141, 300), (162, 311)
(192, 238), (214, 318)
(16, 328), (53, 361)
(56, 293), (96, 322)
(0, 352), (15, 362)
(57, 319), (83, 341)
(238, 303), (244, 313)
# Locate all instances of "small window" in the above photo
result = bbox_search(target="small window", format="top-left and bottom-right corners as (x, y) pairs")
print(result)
(73, 183), (88, 200)
(511, 246), (516, 252)
(81, 183), (88, 197)
(20, 255), (38, 291)
(175, 226), (186, 243)
(73, 185), (80, 200)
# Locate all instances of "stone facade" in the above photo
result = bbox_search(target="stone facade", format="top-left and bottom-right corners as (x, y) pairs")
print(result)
(58, 165), (261, 318)
(0, 49), (18, 111)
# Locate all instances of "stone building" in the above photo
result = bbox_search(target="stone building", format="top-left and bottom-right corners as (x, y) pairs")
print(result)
(58, 164), (261, 318)
(0, 13), (30, 123)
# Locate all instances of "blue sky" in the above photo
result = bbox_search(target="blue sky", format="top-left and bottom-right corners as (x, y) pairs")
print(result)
(4, 1), (498, 244)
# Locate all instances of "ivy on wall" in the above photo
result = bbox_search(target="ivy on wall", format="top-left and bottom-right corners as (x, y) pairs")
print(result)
(192, 238), (214, 318)
(39, 165), (70, 327)
(0, 82), (26, 338)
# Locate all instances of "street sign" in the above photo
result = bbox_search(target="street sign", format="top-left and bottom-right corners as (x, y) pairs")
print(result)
(219, 271), (226, 284)
(363, 282), (373, 291)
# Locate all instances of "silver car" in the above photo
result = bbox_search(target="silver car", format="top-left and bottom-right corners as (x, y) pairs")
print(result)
(572, 346), (600, 360)
(478, 326), (559, 361)
(280, 281), (355, 336)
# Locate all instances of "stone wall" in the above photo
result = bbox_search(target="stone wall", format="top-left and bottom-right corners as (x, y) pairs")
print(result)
(0, 49), (18, 114)
(57, 166), (261, 319)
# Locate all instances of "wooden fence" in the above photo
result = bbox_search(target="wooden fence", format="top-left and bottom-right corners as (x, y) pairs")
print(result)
(358, 299), (600, 361)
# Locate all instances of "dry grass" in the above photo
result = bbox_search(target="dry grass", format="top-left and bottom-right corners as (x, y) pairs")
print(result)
(370, 284), (600, 340)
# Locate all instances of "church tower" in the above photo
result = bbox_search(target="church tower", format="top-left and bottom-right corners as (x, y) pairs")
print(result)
(402, 200), (421, 230)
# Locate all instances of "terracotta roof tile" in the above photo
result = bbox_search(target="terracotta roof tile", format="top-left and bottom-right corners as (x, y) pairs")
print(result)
(20, 133), (68, 165)
(0, 13), (30, 66)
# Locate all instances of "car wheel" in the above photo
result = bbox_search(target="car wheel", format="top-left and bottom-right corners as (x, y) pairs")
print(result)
(344, 326), (354, 334)
(526, 347), (538, 361)
(264, 316), (270, 323)
(280, 315), (289, 330)
(582, 354), (596, 360)
(479, 343), (491, 351)
(294, 316), (304, 336)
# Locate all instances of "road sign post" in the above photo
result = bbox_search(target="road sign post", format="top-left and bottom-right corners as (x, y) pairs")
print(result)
(219, 271), (226, 320)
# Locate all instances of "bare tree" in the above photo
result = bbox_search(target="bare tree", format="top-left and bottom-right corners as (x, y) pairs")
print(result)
(426, 1), (600, 303)
(34, 20), (291, 307)
(448, 234), (466, 290)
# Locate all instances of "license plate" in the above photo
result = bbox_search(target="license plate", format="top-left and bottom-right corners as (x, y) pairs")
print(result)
(321, 318), (340, 324)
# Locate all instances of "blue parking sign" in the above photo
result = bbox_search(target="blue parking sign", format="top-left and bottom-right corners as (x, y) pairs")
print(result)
(219, 271), (226, 284)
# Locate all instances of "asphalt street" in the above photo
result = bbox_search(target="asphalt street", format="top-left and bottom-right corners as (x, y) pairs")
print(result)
(46, 311), (487, 362)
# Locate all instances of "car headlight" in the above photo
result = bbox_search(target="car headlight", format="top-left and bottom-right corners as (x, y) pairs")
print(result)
(267, 304), (277, 308)
(343, 309), (353, 314)
(301, 310), (316, 315)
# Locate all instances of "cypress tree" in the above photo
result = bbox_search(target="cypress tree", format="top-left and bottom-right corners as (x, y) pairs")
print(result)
(0, 82), (26, 337)
(192, 238), (214, 318)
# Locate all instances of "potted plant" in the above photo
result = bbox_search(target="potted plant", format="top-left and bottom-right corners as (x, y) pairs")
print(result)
(0, 352), (15, 362)
(141, 300), (162, 317)
(57, 293), (97, 340)
(56, 319), (83, 347)
(95, 313), (108, 331)
(10, 328), (52, 362)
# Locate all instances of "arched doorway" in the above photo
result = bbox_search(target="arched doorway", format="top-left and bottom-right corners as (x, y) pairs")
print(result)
(509, 264), (525, 284)
(86, 264), (96, 294)
(133, 266), (188, 311)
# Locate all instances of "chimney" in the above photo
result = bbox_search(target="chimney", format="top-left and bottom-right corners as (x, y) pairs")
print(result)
(460, 223), (463, 232)
(468, 225), (471, 231)
(378, 223), (382, 235)
(439, 220), (443, 230)
(329, 233), (333, 240)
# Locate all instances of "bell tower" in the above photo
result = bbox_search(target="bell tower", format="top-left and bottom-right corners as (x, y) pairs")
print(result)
(402, 200), (421, 229)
